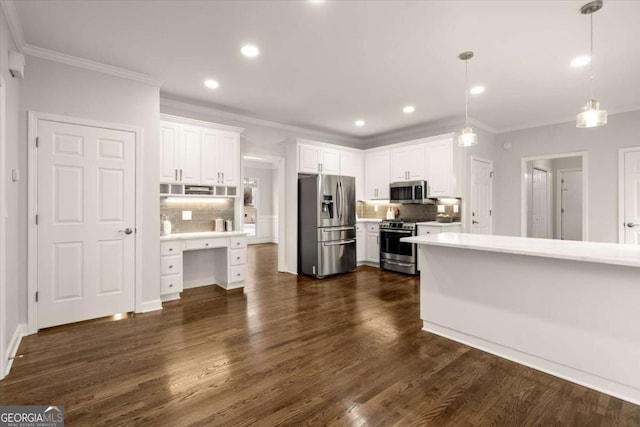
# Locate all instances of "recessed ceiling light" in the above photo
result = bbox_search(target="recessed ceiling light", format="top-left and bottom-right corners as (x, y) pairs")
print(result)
(309, 0), (325, 3)
(204, 79), (219, 89)
(241, 45), (260, 58)
(355, 120), (365, 127)
(403, 106), (415, 114)
(470, 86), (485, 95)
(570, 56), (591, 67)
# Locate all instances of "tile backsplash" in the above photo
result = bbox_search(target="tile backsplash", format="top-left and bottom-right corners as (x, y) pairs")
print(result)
(357, 199), (461, 222)
(160, 198), (234, 233)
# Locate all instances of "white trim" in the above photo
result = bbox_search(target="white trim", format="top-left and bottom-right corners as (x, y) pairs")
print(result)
(247, 237), (278, 245)
(21, 44), (163, 87)
(138, 300), (163, 313)
(469, 156), (493, 235)
(520, 152), (588, 241)
(0, 0), (24, 49)
(27, 111), (144, 333)
(531, 166), (552, 239)
(160, 98), (364, 146)
(618, 147), (640, 244)
(556, 168), (583, 240)
(0, 76), (6, 380)
(160, 113), (245, 134)
(4, 323), (26, 378)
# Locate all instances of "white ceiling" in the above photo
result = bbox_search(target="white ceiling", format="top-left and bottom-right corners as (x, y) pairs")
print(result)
(10, 0), (640, 141)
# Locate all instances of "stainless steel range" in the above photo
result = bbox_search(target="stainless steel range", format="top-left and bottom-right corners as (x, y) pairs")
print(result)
(379, 219), (418, 275)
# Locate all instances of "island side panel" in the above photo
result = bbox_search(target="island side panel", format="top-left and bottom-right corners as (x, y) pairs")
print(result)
(418, 244), (640, 405)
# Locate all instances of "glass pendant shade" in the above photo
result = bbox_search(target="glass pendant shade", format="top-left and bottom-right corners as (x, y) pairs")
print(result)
(576, 99), (607, 128)
(458, 126), (478, 147)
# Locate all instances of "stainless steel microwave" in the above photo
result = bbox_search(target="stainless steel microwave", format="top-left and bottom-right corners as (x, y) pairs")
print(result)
(389, 180), (432, 204)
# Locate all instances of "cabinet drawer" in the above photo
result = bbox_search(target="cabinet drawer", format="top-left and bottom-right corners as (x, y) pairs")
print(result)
(356, 223), (364, 232)
(160, 241), (182, 256)
(230, 265), (246, 282)
(230, 237), (247, 249)
(418, 226), (441, 235)
(366, 223), (379, 232)
(230, 248), (247, 266)
(161, 274), (183, 295)
(184, 238), (226, 251)
(160, 255), (182, 275)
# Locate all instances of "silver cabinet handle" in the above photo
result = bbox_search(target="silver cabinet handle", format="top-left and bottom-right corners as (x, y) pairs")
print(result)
(175, 169), (178, 181)
(472, 220), (479, 225)
(627, 222), (639, 228)
(180, 169), (183, 181)
(222, 172), (224, 182)
(118, 228), (133, 234)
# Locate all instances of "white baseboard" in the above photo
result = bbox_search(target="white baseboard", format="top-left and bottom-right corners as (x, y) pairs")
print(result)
(247, 237), (277, 245)
(138, 299), (163, 313)
(4, 323), (27, 378)
(183, 277), (216, 289)
(160, 293), (181, 303)
(217, 281), (244, 290)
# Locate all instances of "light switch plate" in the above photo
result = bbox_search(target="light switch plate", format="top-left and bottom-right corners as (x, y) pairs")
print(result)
(182, 211), (192, 220)
(453, 205), (459, 213)
(437, 205), (445, 213)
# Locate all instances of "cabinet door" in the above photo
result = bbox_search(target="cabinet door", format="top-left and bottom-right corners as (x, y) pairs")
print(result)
(180, 125), (202, 184)
(200, 129), (220, 185)
(320, 148), (341, 175)
(389, 149), (410, 181)
(406, 144), (426, 180)
(364, 150), (390, 199)
(356, 224), (366, 262)
(159, 122), (180, 183)
(298, 145), (321, 173)
(366, 232), (380, 262)
(218, 131), (240, 186)
(427, 139), (453, 197)
(340, 151), (364, 201)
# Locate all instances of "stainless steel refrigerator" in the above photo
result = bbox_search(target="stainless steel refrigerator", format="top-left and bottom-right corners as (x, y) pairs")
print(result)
(298, 174), (356, 279)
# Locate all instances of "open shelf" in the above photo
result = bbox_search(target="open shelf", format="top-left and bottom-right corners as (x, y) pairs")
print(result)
(160, 183), (238, 198)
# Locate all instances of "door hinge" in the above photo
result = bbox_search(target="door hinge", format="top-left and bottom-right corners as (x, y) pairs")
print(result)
(489, 171), (494, 178)
(489, 210), (492, 216)
(561, 179), (565, 184)
(35, 137), (39, 148)
(35, 291), (38, 302)
(561, 208), (565, 213)
(35, 214), (39, 225)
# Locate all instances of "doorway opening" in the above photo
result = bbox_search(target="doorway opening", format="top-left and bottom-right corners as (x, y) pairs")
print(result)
(243, 177), (258, 237)
(521, 152), (587, 241)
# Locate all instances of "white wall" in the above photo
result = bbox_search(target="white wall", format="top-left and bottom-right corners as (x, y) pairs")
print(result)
(496, 110), (640, 242)
(19, 56), (161, 312)
(1, 5), (22, 368)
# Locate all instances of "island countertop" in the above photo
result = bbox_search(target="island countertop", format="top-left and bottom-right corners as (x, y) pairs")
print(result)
(402, 232), (640, 268)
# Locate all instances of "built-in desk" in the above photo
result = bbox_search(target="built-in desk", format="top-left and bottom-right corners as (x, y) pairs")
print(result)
(402, 232), (640, 405)
(160, 232), (247, 301)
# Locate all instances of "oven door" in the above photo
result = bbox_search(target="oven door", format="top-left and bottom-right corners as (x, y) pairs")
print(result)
(379, 229), (415, 262)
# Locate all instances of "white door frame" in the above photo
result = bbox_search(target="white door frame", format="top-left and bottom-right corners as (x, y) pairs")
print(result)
(242, 176), (260, 241)
(240, 153), (286, 272)
(469, 156), (493, 234)
(27, 111), (144, 334)
(521, 151), (588, 239)
(556, 168), (583, 240)
(618, 147), (640, 243)
(0, 78), (6, 378)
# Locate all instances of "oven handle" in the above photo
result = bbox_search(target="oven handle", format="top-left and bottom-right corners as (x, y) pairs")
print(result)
(380, 229), (414, 234)
(384, 260), (415, 267)
(323, 239), (356, 247)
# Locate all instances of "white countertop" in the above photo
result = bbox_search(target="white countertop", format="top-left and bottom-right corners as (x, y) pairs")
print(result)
(160, 231), (247, 241)
(402, 232), (640, 268)
(356, 218), (383, 223)
(416, 221), (462, 227)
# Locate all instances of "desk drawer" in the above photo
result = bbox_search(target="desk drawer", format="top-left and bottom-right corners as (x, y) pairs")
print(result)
(184, 238), (226, 251)
(161, 241), (182, 256)
(161, 255), (182, 275)
(161, 274), (183, 294)
(230, 237), (247, 249)
(230, 265), (246, 282)
(230, 248), (247, 266)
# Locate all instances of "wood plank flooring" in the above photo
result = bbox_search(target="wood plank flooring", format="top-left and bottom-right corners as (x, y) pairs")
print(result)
(1, 243), (639, 426)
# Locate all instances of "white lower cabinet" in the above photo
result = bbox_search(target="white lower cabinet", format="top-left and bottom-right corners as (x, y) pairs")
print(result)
(160, 234), (248, 301)
(356, 223), (366, 263)
(365, 223), (380, 263)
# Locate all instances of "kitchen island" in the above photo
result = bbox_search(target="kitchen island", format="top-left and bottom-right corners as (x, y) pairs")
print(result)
(401, 232), (640, 405)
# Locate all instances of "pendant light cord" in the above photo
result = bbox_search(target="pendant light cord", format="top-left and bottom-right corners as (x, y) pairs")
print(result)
(589, 12), (594, 100)
(464, 59), (469, 127)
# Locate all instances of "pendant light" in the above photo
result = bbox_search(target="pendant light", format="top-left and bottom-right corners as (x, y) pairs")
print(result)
(458, 51), (478, 147)
(576, 0), (607, 128)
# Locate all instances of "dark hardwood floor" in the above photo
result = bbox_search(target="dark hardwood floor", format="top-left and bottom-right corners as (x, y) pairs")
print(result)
(1, 243), (639, 426)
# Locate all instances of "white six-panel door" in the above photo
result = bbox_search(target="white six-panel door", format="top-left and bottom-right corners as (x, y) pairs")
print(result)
(559, 170), (583, 241)
(532, 168), (550, 238)
(37, 119), (135, 328)
(470, 157), (492, 235)
(622, 149), (640, 245)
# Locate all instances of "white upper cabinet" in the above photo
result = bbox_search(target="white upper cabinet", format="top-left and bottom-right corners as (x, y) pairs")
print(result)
(389, 144), (427, 182)
(340, 150), (364, 201)
(159, 122), (180, 183)
(160, 117), (243, 187)
(426, 137), (460, 197)
(364, 150), (390, 200)
(179, 125), (202, 184)
(298, 144), (340, 175)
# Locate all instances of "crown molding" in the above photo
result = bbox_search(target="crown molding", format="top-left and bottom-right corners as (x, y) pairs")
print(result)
(160, 97), (365, 146)
(0, 0), (25, 49)
(21, 44), (163, 86)
(160, 113), (245, 134)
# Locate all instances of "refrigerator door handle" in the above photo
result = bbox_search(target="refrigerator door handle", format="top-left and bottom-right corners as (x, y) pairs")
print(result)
(322, 226), (355, 232)
(323, 239), (356, 247)
(336, 179), (341, 222)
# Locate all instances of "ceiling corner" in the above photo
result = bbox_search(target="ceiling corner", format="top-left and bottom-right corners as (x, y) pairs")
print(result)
(0, 0), (25, 50)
